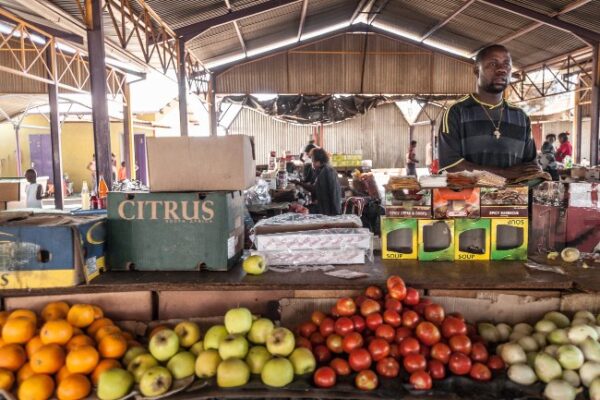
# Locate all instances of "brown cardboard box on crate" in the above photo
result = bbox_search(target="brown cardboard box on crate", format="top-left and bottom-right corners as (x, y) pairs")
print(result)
(0, 181), (19, 202)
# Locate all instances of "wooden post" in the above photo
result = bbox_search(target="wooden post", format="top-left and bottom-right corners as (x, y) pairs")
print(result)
(86, 0), (113, 189)
(177, 38), (189, 136)
(46, 45), (64, 210)
(208, 73), (218, 136)
(123, 82), (133, 179)
(591, 43), (600, 165)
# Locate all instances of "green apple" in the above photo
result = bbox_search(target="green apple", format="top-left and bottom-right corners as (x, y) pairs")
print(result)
(224, 307), (253, 335)
(203, 325), (228, 350)
(190, 341), (204, 356)
(289, 347), (316, 375)
(217, 359), (250, 388)
(195, 349), (222, 378)
(266, 327), (295, 357)
(243, 255), (267, 275)
(127, 353), (159, 383)
(218, 334), (249, 360)
(97, 368), (134, 400)
(139, 366), (173, 398)
(245, 346), (272, 374)
(247, 318), (275, 344)
(166, 351), (196, 380)
(261, 357), (294, 387)
(174, 321), (201, 348)
(149, 329), (180, 362)
(122, 346), (148, 367)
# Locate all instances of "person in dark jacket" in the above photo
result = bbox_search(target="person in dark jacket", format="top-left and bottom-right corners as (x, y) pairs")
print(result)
(293, 148), (341, 215)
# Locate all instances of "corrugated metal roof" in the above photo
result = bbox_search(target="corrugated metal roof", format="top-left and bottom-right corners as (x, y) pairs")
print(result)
(0, 95), (47, 122)
(238, 2), (302, 42)
(510, 25), (583, 67)
(560, 1), (600, 37)
(503, 0), (572, 15)
(143, 0), (227, 30)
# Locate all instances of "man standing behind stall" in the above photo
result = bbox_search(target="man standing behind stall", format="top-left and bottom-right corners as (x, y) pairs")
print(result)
(438, 44), (540, 179)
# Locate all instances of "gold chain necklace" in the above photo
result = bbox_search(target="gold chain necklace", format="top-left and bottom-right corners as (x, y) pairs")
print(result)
(479, 103), (504, 140)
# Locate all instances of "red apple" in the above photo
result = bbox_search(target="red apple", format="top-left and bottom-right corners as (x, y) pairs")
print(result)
(311, 311), (327, 326)
(336, 297), (357, 317)
(342, 332), (364, 353)
(404, 288), (420, 305)
(334, 317), (354, 337)
(298, 321), (318, 338)
(368, 338), (390, 362)
(424, 304), (445, 325)
(365, 285), (383, 300)
(326, 334), (344, 354)
(376, 357), (399, 378)
(313, 345), (332, 364)
(355, 369), (378, 391)
(402, 310), (421, 329)
(319, 318), (335, 337)
(349, 348), (372, 372)
(351, 315), (366, 333)
(360, 299), (381, 317)
(375, 324), (395, 342)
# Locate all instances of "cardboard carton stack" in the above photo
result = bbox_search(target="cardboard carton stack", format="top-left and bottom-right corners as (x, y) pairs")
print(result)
(381, 175), (529, 261)
(107, 135), (256, 272)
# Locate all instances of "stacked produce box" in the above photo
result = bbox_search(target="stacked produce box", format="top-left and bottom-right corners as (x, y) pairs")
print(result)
(381, 173), (529, 261)
(107, 136), (256, 272)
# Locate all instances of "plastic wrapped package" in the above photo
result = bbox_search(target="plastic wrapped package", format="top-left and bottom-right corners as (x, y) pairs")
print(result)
(255, 228), (373, 252)
(244, 179), (271, 207)
(252, 213), (362, 234)
(252, 248), (368, 266)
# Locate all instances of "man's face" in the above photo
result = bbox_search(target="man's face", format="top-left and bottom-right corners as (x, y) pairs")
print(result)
(548, 136), (555, 144)
(475, 49), (512, 94)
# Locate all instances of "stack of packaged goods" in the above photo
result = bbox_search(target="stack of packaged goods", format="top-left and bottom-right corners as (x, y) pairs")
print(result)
(251, 213), (373, 266)
(331, 153), (362, 168)
(381, 171), (529, 261)
(107, 136), (256, 272)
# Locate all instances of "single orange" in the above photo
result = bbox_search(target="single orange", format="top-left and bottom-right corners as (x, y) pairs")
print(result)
(0, 311), (10, 329)
(86, 318), (113, 337)
(40, 319), (73, 346)
(0, 368), (14, 391)
(41, 302), (70, 322)
(30, 344), (65, 374)
(2, 317), (36, 344)
(91, 359), (121, 386)
(26, 336), (44, 359)
(16, 362), (35, 384)
(0, 337), (5, 348)
(66, 305), (95, 329)
(55, 365), (73, 384)
(94, 325), (121, 343)
(56, 373), (91, 400)
(8, 310), (37, 325)
(98, 333), (127, 359)
(0, 344), (26, 371)
(66, 345), (99, 374)
(91, 306), (104, 320)
(18, 374), (54, 400)
(66, 334), (95, 352)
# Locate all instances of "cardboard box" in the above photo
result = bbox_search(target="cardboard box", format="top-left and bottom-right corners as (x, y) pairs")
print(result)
(433, 188), (480, 218)
(491, 218), (528, 260)
(529, 204), (567, 254)
(418, 220), (454, 261)
(0, 214), (105, 289)
(381, 217), (417, 260)
(565, 207), (600, 252)
(384, 189), (431, 218)
(0, 181), (19, 202)
(454, 219), (490, 261)
(107, 191), (244, 271)
(146, 135), (256, 192)
(480, 186), (529, 217)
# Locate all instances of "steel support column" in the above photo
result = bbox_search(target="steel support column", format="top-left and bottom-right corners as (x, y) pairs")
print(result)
(123, 82), (133, 178)
(208, 73), (218, 137)
(46, 46), (64, 209)
(177, 39), (189, 136)
(574, 82), (583, 163)
(86, 0), (113, 189)
(591, 44), (600, 165)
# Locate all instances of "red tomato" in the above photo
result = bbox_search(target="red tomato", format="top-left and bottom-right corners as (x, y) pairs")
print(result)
(313, 345), (332, 364)
(349, 348), (372, 372)
(413, 299), (432, 316)
(410, 370), (432, 390)
(399, 337), (421, 357)
(449, 335), (472, 355)
(365, 286), (383, 300)
(487, 355), (505, 371)
(441, 316), (467, 339)
(470, 342), (489, 363)
(376, 357), (399, 378)
(395, 327), (413, 344)
(368, 338), (390, 361)
(298, 321), (318, 338)
(296, 336), (313, 351)
(329, 358), (351, 376)
(342, 332), (363, 353)
(354, 295), (368, 307)
(389, 343), (400, 359)
(326, 334), (344, 354)
(310, 332), (325, 345)
(383, 310), (402, 328)
(311, 311), (327, 326)
(428, 359), (446, 380)
(335, 297), (357, 317)
(313, 366), (336, 388)
(330, 306), (340, 318)
(424, 304), (445, 325)
(351, 315), (366, 333)
(375, 324), (396, 342)
(386, 276), (405, 290)
(415, 322), (441, 346)
(404, 288), (420, 306)
(449, 352), (472, 376)
(470, 362), (492, 381)
(430, 342), (451, 364)
(402, 310), (421, 329)
(366, 313), (383, 331)
(319, 318), (335, 337)
(355, 369), (378, 391)
(388, 283), (407, 301)
(360, 299), (381, 317)
(334, 317), (354, 336)
(385, 298), (402, 313)
(403, 354), (427, 374)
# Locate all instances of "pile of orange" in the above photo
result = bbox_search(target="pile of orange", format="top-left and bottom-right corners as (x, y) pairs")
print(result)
(0, 302), (139, 400)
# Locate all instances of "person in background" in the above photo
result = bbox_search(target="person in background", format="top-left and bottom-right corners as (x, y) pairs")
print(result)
(86, 154), (96, 191)
(300, 139), (317, 162)
(302, 147), (319, 185)
(111, 153), (118, 182)
(25, 169), (43, 208)
(555, 132), (572, 164)
(406, 140), (419, 176)
(293, 148), (341, 215)
(540, 134), (559, 181)
(118, 161), (127, 181)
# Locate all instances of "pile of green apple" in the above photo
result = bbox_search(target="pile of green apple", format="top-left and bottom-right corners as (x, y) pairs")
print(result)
(196, 307), (316, 388)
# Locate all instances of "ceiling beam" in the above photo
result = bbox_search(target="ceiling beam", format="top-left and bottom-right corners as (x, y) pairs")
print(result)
(0, 12), (84, 44)
(421, 0), (476, 41)
(350, 0), (370, 24)
(367, 0), (390, 25)
(224, 0), (247, 56)
(477, 0), (600, 45)
(297, 0), (308, 41)
(175, 0), (301, 41)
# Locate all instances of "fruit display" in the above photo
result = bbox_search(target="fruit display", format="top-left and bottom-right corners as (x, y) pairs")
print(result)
(482, 310), (600, 400)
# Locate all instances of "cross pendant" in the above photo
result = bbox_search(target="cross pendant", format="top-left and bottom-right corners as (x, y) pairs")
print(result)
(493, 129), (501, 139)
